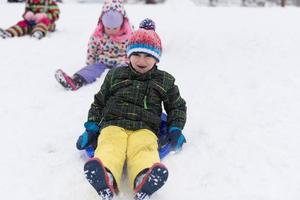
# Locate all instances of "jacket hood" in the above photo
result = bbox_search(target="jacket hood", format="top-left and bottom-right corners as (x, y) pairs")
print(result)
(93, 0), (131, 41)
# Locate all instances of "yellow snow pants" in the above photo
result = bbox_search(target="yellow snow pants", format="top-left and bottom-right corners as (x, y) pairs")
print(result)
(94, 125), (160, 190)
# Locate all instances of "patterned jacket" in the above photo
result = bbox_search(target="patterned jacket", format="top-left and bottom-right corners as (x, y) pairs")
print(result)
(86, 0), (133, 67)
(23, 0), (60, 24)
(87, 65), (187, 135)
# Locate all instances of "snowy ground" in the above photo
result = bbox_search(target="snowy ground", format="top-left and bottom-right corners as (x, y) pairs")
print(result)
(1, 1), (300, 200)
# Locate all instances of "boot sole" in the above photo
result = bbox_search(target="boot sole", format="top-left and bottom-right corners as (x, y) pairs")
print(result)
(54, 69), (77, 90)
(84, 159), (114, 199)
(134, 163), (169, 198)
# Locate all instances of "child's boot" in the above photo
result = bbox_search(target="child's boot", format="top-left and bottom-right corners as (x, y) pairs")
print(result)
(84, 159), (115, 200)
(134, 163), (169, 200)
(0, 28), (12, 39)
(32, 30), (44, 40)
(72, 74), (86, 89)
(55, 69), (86, 90)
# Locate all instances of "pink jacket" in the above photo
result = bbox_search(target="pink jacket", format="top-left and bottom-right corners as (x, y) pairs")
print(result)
(86, 0), (133, 66)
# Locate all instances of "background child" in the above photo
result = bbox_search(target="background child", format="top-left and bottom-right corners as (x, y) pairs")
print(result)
(55, 0), (133, 91)
(76, 19), (187, 200)
(0, 0), (60, 39)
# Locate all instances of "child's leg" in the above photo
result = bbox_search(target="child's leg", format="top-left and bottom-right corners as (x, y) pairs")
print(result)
(32, 18), (51, 38)
(5, 20), (31, 37)
(94, 126), (127, 188)
(55, 63), (107, 90)
(75, 63), (107, 84)
(126, 129), (160, 189)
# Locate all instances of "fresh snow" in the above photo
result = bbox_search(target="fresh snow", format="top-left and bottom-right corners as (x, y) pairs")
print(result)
(0, 1), (300, 200)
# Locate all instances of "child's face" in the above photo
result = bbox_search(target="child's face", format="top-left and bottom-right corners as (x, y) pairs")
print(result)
(130, 53), (157, 74)
(104, 26), (121, 36)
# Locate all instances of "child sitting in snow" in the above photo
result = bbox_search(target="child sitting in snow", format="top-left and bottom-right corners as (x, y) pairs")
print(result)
(55, 0), (133, 91)
(0, 0), (60, 40)
(76, 18), (187, 200)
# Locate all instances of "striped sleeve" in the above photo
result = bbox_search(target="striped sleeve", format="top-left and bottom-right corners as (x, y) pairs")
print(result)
(87, 69), (113, 123)
(162, 73), (187, 130)
(47, 1), (60, 22)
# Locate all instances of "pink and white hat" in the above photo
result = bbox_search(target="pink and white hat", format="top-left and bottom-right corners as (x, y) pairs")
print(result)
(126, 18), (162, 62)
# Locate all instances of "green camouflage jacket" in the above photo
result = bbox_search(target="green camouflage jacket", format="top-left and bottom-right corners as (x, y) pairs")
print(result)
(88, 64), (187, 134)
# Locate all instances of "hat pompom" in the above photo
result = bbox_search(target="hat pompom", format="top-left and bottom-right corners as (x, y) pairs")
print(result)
(139, 18), (156, 31)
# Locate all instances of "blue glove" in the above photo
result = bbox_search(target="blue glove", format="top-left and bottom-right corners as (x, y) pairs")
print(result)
(76, 121), (100, 150)
(168, 127), (186, 151)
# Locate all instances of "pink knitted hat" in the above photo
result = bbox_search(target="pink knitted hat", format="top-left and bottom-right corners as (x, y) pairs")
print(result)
(126, 18), (162, 62)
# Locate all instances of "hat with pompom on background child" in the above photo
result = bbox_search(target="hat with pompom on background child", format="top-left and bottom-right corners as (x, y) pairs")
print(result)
(126, 18), (162, 62)
(102, 10), (124, 28)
